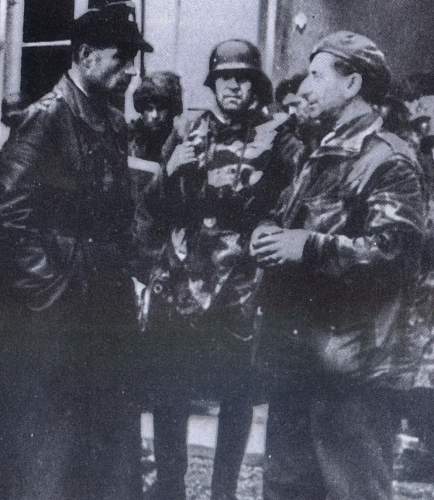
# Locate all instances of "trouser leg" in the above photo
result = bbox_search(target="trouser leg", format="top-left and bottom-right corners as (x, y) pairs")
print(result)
(263, 388), (326, 500)
(152, 403), (190, 500)
(2, 309), (84, 500)
(312, 385), (394, 500)
(211, 393), (254, 500)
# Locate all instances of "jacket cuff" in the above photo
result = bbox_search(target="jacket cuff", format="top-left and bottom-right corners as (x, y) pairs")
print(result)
(302, 231), (326, 269)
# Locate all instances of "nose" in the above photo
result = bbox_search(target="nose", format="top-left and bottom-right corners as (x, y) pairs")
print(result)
(298, 77), (311, 99)
(124, 59), (137, 77)
(226, 77), (241, 89)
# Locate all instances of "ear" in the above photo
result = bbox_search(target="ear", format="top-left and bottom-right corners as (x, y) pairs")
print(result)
(345, 73), (363, 99)
(78, 43), (95, 67)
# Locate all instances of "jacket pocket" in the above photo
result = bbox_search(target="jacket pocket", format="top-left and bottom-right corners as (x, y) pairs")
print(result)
(22, 232), (78, 311)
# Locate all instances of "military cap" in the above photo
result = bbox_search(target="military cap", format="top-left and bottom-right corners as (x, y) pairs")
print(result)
(311, 31), (391, 103)
(72, 5), (153, 53)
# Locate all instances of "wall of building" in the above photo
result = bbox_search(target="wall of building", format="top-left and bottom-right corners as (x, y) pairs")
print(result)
(141, 0), (261, 110)
(276, 0), (434, 84)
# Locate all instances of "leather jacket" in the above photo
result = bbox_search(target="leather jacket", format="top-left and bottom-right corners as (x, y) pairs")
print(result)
(0, 75), (134, 311)
(259, 112), (426, 389)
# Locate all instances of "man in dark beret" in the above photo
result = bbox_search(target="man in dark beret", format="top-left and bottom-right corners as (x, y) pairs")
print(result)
(251, 31), (426, 499)
(0, 5), (152, 499)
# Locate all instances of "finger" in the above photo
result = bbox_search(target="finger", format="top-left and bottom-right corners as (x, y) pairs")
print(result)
(256, 253), (280, 266)
(251, 235), (281, 248)
(256, 229), (284, 240)
(254, 245), (279, 259)
(253, 234), (283, 247)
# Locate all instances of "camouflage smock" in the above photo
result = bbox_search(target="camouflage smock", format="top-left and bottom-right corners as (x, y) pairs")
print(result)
(145, 108), (304, 338)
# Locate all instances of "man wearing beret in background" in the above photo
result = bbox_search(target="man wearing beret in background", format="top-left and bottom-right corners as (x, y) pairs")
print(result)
(0, 4), (152, 499)
(251, 31), (426, 499)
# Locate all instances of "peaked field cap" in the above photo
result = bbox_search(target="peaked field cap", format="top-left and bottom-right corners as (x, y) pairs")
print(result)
(311, 31), (391, 87)
(72, 7), (153, 52)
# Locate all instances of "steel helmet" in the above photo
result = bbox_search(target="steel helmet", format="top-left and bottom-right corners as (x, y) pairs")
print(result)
(204, 39), (273, 106)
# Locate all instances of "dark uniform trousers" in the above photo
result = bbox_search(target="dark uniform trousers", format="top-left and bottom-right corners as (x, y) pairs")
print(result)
(144, 314), (255, 500)
(0, 277), (143, 500)
(263, 379), (396, 500)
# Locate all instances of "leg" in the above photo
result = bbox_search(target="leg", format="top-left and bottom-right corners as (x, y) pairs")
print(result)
(82, 285), (144, 500)
(211, 393), (254, 500)
(263, 388), (326, 500)
(311, 384), (394, 500)
(3, 306), (85, 500)
(152, 403), (190, 500)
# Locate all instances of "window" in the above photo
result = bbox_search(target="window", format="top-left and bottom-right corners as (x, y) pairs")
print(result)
(21, 0), (74, 103)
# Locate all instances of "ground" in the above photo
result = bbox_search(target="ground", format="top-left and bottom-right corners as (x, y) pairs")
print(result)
(141, 405), (434, 499)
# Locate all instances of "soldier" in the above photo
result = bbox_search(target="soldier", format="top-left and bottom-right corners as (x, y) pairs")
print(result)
(250, 31), (426, 500)
(139, 39), (304, 499)
(129, 71), (183, 164)
(0, 6), (152, 499)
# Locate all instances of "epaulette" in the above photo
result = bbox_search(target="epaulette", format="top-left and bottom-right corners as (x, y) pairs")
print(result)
(31, 89), (63, 112)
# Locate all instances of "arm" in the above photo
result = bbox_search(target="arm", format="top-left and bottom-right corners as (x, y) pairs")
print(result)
(252, 158), (425, 288)
(0, 105), (64, 309)
(303, 159), (425, 282)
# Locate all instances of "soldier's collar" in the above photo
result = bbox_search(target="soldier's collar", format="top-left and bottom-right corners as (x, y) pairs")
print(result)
(311, 112), (382, 159)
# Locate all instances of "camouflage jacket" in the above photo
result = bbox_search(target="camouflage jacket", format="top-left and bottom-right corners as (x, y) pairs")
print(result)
(144, 108), (305, 338)
(258, 112), (426, 389)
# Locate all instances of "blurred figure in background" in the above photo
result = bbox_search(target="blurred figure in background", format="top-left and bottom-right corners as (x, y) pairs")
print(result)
(129, 72), (184, 278)
(128, 71), (183, 201)
(129, 71), (183, 163)
(274, 72), (322, 160)
(275, 72), (306, 118)
(377, 94), (412, 139)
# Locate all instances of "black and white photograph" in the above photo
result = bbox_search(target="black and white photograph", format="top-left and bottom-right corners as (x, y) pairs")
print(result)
(0, 1), (434, 499)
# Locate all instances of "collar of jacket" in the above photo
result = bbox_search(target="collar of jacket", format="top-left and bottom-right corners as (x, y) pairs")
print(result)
(310, 112), (383, 160)
(54, 74), (124, 134)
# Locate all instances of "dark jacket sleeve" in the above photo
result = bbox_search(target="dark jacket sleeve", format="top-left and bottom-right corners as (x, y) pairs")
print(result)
(0, 104), (65, 308)
(302, 157), (425, 287)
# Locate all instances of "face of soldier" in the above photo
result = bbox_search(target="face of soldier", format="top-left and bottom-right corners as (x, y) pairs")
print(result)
(141, 102), (170, 130)
(300, 52), (356, 123)
(281, 92), (308, 118)
(84, 46), (137, 95)
(214, 73), (255, 116)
